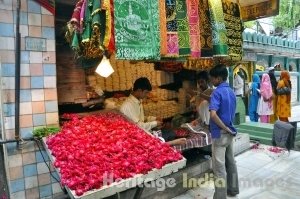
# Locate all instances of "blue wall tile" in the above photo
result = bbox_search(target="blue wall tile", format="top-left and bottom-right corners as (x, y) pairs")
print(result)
(28, 0), (41, 13)
(42, 27), (55, 39)
(13, 11), (28, 25)
(45, 101), (58, 112)
(0, 23), (14, 37)
(20, 90), (32, 102)
(33, 114), (46, 126)
(39, 184), (52, 197)
(51, 171), (60, 183)
(6, 143), (18, 156)
(1, 63), (15, 76)
(3, 103), (15, 116)
(31, 77), (44, 88)
(21, 51), (30, 64)
(20, 12), (28, 25)
(24, 164), (37, 177)
(35, 150), (49, 163)
(43, 64), (56, 76)
(11, 179), (25, 193)
(20, 127), (33, 139)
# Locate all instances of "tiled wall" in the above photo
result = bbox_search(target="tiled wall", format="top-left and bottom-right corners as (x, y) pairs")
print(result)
(0, 0), (61, 198)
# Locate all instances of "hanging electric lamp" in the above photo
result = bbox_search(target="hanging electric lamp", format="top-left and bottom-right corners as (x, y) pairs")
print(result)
(95, 51), (114, 78)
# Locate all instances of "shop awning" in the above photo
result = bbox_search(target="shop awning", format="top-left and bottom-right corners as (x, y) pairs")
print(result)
(230, 0), (280, 21)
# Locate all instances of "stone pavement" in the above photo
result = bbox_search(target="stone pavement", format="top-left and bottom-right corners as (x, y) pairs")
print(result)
(172, 144), (300, 199)
(172, 105), (300, 199)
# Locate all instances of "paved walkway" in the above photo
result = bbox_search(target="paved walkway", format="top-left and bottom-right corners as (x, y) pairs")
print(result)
(173, 105), (300, 199)
(173, 145), (300, 199)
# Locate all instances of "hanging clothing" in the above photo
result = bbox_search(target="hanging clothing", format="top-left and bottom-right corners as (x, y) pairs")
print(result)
(248, 74), (260, 122)
(257, 74), (273, 122)
(221, 0), (243, 61)
(187, 0), (201, 58)
(176, 0), (191, 56)
(198, 0), (213, 57)
(159, 0), (168, 55)
(208, 0), (228, 56)
(114, 0), (161, 60)
(165, 0), (179, 57)
(102, 0), (116, 52)
(276, 71), (291, 119)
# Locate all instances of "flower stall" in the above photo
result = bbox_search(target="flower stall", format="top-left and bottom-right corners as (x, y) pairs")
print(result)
(43, 111), (186, 198)
(53, 0), (245, 198)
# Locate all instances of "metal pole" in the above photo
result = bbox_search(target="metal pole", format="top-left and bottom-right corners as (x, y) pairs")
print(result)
(15, 0), (21, 148)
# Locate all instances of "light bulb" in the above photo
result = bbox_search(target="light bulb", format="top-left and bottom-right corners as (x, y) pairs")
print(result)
(95, 55), (114, 78)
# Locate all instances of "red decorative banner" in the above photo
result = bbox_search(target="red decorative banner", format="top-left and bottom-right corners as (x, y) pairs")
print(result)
(34, 0), (55, 15)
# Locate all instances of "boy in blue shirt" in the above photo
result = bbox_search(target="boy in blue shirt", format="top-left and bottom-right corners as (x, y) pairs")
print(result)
(209, 64), (239, 198)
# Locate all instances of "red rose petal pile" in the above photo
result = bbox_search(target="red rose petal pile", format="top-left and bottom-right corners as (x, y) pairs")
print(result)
(46, 112), (183, 196)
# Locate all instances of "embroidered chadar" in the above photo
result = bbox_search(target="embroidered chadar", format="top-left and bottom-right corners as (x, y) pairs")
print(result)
(114, 0), (161, 60)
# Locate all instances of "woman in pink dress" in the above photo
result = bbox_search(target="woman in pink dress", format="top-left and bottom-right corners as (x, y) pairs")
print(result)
(257, 73), (274, 123)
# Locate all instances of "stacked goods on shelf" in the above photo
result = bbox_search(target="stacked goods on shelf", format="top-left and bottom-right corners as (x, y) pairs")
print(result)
(149, 88), (178, 101)
(178, 88), (187, 114)
(104, 97), (127, 110)
(178, 81), (194, 114)
(104, 96), (179, 119)
(89, 54), (174, 92)
(143, 100), (179, 119)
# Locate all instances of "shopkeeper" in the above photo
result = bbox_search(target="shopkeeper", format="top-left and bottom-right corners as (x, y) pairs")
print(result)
(120, 77), (186, 146)
(194, 71), (214, 127)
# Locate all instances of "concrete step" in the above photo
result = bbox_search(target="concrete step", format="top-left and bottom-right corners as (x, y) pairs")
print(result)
(236, 122), (300, 143)
(237, 122), (274, 133)
(236, 129), (272, 138)
(247, 135), (272, 145)
(236, 128), (273, 135)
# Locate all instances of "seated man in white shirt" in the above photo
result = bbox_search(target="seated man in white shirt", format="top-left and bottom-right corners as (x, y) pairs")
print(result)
(120, 77), (186, 146)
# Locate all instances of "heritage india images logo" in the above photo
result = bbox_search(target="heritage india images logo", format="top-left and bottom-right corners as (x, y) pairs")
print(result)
(101, 172), (291, 191)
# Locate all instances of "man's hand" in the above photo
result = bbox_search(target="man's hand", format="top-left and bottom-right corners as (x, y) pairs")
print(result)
(191, 119), (200, 126)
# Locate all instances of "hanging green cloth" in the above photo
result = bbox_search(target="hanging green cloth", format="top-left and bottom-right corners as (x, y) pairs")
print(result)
(82, 0), (92, 43)
(80, 0), (105, 59)
(222, 0), (243, 61)
(176, 0), (190, 56)
(114, 0), (161, 60)
(208, 0), (228, 56)
(198, 0), (213, 57)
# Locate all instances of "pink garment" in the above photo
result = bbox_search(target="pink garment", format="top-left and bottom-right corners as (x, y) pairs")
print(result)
(187, 0), (201, 57)
(70, 0), (84, 30)
(260, 74), (273, 100)
(260, 115), (269, 123)
(167, 33), (179, 56)
(80, 0), (87, 33)
(257, 74), (273, 117)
